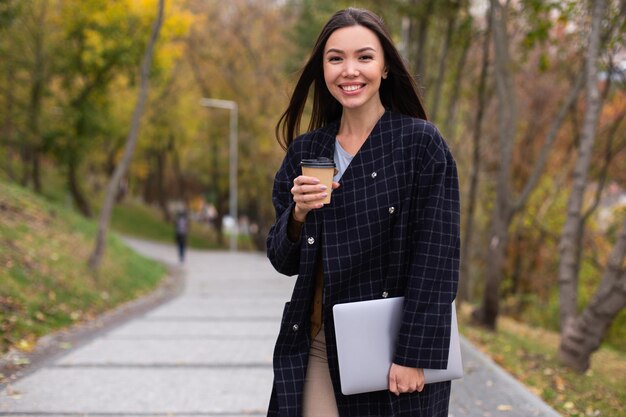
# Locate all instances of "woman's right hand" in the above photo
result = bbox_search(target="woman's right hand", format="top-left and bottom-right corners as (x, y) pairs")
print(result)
(291, 175), (339, 222)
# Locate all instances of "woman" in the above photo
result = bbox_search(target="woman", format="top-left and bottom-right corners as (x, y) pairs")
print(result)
(266, 8), (460, 417)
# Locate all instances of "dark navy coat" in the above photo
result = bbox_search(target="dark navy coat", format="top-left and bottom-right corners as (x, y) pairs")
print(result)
(266, 111), (460, 417)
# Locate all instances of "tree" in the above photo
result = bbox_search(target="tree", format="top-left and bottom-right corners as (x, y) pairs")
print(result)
(458, 3), (491, 304)
(0, 0), (51, 192)
(555, 0), (626, 372)
(559, 216), (626, 371)
(558, 0), (610, 330)
(428, 0), (462, 125)
(49, 0), (150, 217)
(89, 0), (165, 271)
(473, 0), (585, 328)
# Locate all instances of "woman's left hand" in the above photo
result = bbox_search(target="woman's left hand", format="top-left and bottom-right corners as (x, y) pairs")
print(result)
(388, 363), (425, 396)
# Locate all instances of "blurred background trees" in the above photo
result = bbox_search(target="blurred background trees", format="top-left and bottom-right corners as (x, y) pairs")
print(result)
(0, 0), (625, 372)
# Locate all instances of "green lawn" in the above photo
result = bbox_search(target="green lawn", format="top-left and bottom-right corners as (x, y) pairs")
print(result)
(110, 200), (256, 250)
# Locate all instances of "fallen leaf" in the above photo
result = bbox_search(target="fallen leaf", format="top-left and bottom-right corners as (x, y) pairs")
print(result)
(497, 404), (513, 411)
(13, 357), (30, 366)
(6, 385), (21, 400)
(554, 375), (566, 391)
(17, 339), (34, 353)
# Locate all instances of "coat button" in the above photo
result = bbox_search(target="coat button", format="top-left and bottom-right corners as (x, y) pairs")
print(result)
(382, 291), (389, 298)
(292, 324), (299, 332)
(307, 236), (315, 245)
(371, 172), (377, 178)
(388, 206), (395, 214)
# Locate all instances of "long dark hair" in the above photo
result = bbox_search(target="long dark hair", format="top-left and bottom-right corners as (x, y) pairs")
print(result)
(275, 8), (427, 150)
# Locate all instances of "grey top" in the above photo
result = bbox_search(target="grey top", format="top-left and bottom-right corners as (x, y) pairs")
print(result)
(333, 139), (355, 182)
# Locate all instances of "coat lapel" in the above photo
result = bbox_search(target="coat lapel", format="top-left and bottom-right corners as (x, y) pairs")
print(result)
(310, 120), (338, 160)
(335, 110), (390, 184)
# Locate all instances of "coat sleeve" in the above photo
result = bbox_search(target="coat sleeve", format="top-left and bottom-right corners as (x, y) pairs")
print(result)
(266, 144), (302, 276)
(393, 129), (460, 370)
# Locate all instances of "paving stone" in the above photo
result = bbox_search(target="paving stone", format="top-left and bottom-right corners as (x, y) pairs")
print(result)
(107, 319), (279, 338)
(0, 368), (272, 414)
(56, 338), (274, 366)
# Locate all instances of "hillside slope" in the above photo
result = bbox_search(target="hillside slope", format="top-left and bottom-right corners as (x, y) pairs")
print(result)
(0, 181), (166, 356)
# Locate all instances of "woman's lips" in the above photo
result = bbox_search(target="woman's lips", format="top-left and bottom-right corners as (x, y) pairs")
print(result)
(340, 83), (365, 93)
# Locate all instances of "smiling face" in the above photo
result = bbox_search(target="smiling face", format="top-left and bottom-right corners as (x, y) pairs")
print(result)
(323, 25), (387, 114)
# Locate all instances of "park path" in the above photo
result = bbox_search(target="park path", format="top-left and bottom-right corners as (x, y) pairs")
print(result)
(0, 237), (561, 416)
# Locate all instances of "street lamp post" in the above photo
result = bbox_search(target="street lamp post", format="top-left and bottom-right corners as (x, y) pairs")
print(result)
(200, 98), (238, 252)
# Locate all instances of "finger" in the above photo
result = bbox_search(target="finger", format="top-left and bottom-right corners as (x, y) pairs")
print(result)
(388, 370), (399, 396)
(294, 175), (320, 186)
(417, 368), (425, 392)
(291, 182), (327, 198)
(298, 184), (328, 194)
(290, 183), (327, 199)
(331, 181), (341, 190)
(293, 192), (328, 204)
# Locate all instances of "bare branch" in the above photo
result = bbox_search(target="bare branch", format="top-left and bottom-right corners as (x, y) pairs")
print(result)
(512, 68), (586, 213)
(89, 0), (165, 271)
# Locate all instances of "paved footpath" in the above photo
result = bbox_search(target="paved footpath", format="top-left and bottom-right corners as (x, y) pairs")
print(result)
(0, 238), (561, 417)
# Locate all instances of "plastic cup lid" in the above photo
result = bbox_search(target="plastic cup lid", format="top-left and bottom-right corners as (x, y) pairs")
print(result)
(300, 157), (335, 168)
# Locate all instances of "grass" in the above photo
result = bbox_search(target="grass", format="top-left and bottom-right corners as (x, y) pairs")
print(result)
(0, 181), (167, 358)
(459, 304), (626, 417)
(110, 200), (256, 251)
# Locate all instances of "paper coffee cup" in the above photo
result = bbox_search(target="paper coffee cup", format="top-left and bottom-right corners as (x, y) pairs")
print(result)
(301, 158), (336, 205)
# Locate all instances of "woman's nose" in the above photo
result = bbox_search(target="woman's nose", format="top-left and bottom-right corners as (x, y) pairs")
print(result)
(343, 61), (359, 78)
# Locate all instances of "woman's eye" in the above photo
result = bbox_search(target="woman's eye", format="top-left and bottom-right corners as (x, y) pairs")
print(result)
(360, 55), (373, 61)
(328, 56), (342, 62)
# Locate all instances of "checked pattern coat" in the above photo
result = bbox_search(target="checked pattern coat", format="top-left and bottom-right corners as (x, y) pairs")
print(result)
(266, 111), (460, 417)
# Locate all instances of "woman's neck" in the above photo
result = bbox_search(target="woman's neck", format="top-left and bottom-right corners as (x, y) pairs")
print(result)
(337, 102), (386, 155)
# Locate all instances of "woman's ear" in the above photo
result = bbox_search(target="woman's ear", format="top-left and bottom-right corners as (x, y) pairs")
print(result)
(382, 68), (389, 79)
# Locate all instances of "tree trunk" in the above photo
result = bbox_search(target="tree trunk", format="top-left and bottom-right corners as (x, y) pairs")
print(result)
(27, 0), (46, 195)
(558, 0), (606, 331)
(473, 0), (517, 329)
(429, 10), (457, 124)
(458, 9), (490, 305)
(32, 150), (41, 193)
(1, 65), (17, 181)
(473, 207), (509, 329)
(20, 145), (31, 187)
(559, 217), (626, 372)
(68, 155), (92, 218)
(89, 0), (165, 271)
(411, 0), (435, 83)
(155, 150), (172, 223)
(171, 145), (187, 202)
(443, 15), (471, 139)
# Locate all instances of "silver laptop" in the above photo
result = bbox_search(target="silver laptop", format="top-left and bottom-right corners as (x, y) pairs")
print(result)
(333, 297), (463, 395)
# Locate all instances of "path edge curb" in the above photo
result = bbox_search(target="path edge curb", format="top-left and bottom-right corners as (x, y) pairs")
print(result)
(0, 259), (184, 387)
(459, 336), (563, 417)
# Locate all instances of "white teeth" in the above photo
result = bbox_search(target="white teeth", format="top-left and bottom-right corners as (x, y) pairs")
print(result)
(341, 85), (362, 92)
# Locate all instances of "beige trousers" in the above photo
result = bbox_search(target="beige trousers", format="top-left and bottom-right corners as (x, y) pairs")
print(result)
(302, 326), (340, 417)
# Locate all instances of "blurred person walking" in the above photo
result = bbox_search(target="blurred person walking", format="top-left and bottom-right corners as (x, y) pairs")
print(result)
(174, 210), (188, 263)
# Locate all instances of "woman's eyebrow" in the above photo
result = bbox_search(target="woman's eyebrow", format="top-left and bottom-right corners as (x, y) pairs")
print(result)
(325, 46), (377, 55)
(325, 48), (344, 55)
